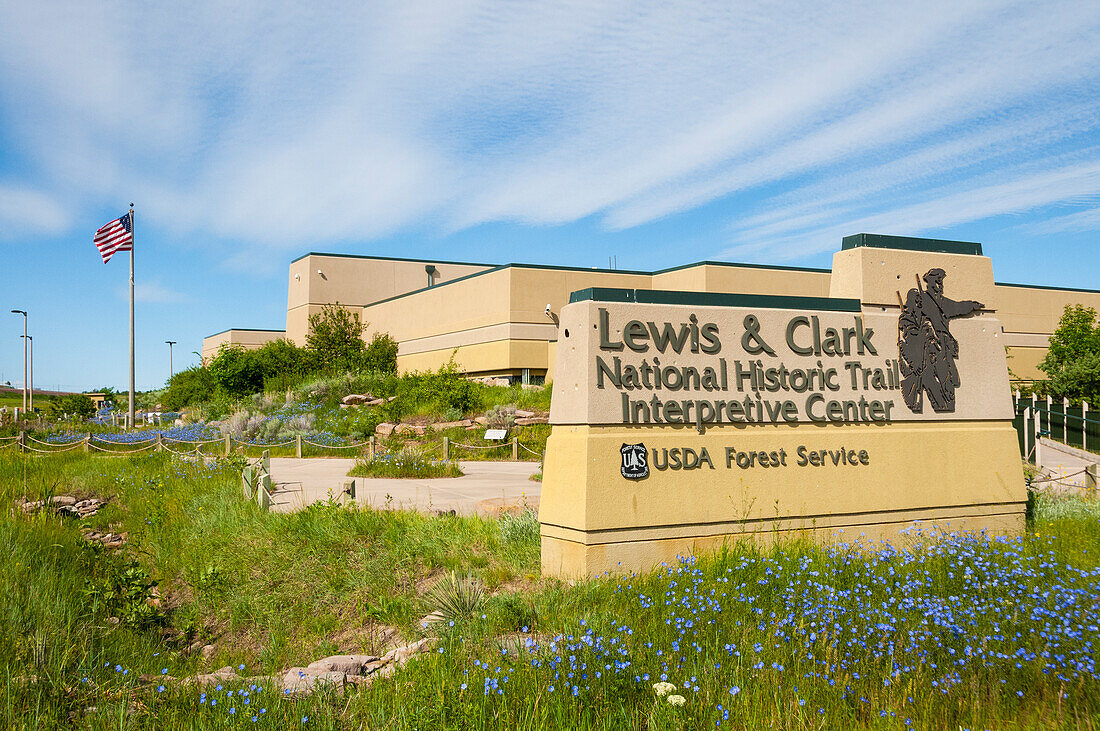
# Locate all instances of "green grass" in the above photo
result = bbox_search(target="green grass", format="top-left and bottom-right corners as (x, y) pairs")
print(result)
(3, 451), (1100, 729)
(349, 450), (465, 479)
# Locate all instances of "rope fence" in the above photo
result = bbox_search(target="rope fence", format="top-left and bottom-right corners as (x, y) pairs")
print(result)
(302, 439), (369, 449)
(20, 442), (84, 454)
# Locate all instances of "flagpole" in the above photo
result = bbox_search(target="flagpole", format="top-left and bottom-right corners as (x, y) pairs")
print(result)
(128, 203), (135, 430)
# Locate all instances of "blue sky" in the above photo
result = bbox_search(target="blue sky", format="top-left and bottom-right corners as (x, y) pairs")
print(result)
(1, 0), (1098, 392)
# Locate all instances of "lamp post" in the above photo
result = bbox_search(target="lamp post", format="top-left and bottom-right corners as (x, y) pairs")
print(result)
(25, 335), (32, 414)
(10, 309), (26, 414)
(165, 340), (176, 381)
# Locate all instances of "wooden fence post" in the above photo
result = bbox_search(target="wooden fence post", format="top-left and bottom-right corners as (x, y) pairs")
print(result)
(512, 437), (518, 461)
(369, 436), (376, 457)
(296, 435), (303, 458)
(83, 435), (91, 454)
(1086, 464), (1098, 491)
(1034, 413), (1042, 468)
(1084, 401), (1090, 453)
(258, 472), (272, 510)
(19, 431), (26, 453)
(225, 435), (231, 456)
(1063, 397), (1070, 442)
(443, 436), (450, 461)
(262, 449), (270, 474)
(155, 433), (164, 452)
(1023, 407), (1031, 462)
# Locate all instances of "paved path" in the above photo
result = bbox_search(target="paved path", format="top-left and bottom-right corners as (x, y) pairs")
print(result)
(268, 458), (540, 515)
(1036, 438), (1098, 492)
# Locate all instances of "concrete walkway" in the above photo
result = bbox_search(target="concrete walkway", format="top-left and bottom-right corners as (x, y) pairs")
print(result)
(268, 458), (540, 515)
(1036, 438), (1098, 492)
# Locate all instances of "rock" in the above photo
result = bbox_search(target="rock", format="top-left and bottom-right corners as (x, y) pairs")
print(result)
(282, 668), (347, 695)
(514, 416), (549, 425)
(342, 394), (374, 406)
(201, 644), (217, 661)
(419, 611), (447, 628)
(381, 638), (438, 667)
(474, 416), (489, 425)
(190, 667), (240, 687)
(366, 398), (385, 406)
(50, 495), (77, 507)
(375, 422), (396, 436)
(305, 655), (379, 676)
(21, 500), (42, 513)
(514, 409), (535, 418)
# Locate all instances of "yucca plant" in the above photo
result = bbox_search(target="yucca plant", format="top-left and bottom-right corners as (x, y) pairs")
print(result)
(427, 570), (485, 625)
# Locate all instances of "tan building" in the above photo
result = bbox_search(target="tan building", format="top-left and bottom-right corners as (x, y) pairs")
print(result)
(201, 328), (288, 365)
(202, 234), (1100, 384)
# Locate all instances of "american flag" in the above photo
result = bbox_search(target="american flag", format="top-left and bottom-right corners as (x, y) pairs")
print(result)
(93, 213), (133, 263)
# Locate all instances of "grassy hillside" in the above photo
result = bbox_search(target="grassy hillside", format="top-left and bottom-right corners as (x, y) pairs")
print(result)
(3, 451), (1100, 728)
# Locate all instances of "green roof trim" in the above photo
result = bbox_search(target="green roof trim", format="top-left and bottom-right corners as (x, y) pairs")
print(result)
(653, 260), (829, 275)
(290, 251), (496, 268)
(204, 328), (286, 339)
(841, 233), (982, 256)
(995, 281), (1100, 295)
(569, 287), (861, 312)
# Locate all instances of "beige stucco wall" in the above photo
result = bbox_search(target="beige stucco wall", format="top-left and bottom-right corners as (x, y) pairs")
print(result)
(286, 254), (493, 344)
(264, 247), (1099, 382)
(697, 263), (832, 298)
(201, 329), (285, 364)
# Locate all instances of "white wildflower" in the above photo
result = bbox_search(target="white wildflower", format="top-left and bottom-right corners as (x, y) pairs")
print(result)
(667, 694), (686, 706)
(652, 681), (676, 697)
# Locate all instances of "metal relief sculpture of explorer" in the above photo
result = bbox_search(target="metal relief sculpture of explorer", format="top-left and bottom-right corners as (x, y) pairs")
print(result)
(897, 268), (983, 413)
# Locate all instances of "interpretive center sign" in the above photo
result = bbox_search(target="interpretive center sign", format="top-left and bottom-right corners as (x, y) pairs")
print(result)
(539, 241), (1026, 578)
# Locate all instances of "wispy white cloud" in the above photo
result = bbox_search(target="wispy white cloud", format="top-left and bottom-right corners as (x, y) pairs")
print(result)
(0, 184), (70, 240)
(0, 0), (1098, 256)
(125, 281), (188, 304)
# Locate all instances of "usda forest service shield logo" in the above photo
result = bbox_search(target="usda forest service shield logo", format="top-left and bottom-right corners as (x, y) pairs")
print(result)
(620, 443), (649, 479)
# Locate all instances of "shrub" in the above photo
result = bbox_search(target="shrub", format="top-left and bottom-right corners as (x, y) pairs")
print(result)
(363, 332), (399, 373)
(207, 345), (263, 397)
(54, 393), (96, 420)
(162, 366), (216, 411)
(307, 304), (367, 373)
(348, 449), (463, 478)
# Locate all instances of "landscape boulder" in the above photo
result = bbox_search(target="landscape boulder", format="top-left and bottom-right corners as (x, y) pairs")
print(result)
(514, 416), (549, 425)
(341, 393), (374, 406)
(375, 422), (396, 437)
(305, 654), (379, 676)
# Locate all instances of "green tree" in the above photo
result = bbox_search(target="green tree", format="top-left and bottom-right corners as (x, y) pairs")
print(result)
(1039, 304), (1100, 404)
(207, 345), (263, 397)
(254, 338), (316, 383)
(162, 366), (217, 411)
(363, 332), (399, 373)
(306, 304), (367, 373)
(55, 394), (96, 420)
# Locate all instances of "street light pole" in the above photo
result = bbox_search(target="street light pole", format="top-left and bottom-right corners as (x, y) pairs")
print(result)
(25, 335), (32, 414)
(166, 340), (176, 381)
(10, 309), (26, 414)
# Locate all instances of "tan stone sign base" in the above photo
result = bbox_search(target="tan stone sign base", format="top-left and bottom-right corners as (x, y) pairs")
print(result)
(540, 236), (1028, 578)
(540, 421), (1025, 578)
